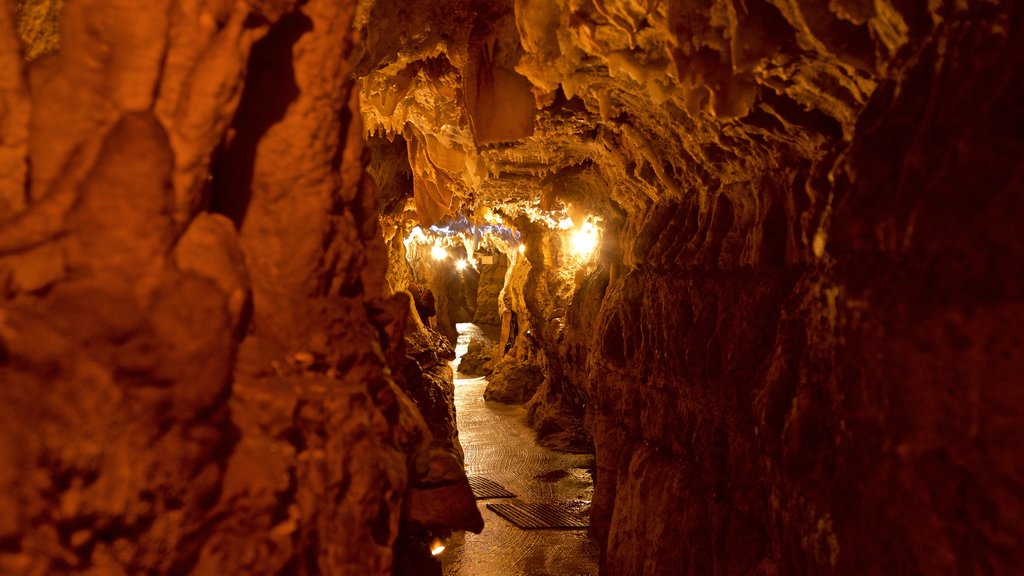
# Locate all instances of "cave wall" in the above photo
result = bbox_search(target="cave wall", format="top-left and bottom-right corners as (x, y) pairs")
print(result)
(4, 0), (1019, 574)
(485, 220), (592, 452)
(472, 251), (507, 325)
(357, 0), (1023, 574)
(569, 5), (1024, 575)
(402, 240), (460, 344)
(0, 0), (476, 573)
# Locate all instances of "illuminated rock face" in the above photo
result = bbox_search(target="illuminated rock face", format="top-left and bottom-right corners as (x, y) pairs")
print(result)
(1, 1), (1022, 576)
(472, 252), (507, 326)
(358, 0), (1024, 574)
(0, 1), (476, 574)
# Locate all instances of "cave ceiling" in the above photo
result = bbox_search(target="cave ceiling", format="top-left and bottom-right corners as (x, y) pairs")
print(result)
(357, 0), (897, 238)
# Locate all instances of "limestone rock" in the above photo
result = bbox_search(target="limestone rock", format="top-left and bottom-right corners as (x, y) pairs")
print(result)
(3, 0), (1022, 574)
(358, 0), (1024, 574)
(405, 478), (484, 534)
(172, 212), (251, 335)
(1, 0), (29, 218)
(399, 292), (463, 465)
(472, 252), (507, 325)
(14, 0), (63, 61)
(0, 1), (476, 574)
(483, 353), (544, 405)
(456, 335), (493, 376)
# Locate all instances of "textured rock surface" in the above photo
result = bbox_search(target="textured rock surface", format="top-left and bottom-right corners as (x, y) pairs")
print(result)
(0, 0), (30, 218)
(3, 0), (1022, 574)
(13, 0), (62, 60)
(456, 335), (494, 376)
(1, 1), (477, 574)
(471, 252), (508, 325)
(483, 356), (544, 405)
(397, 294), (462, 467)
(358, 0), (1024, 574)
(405, 242), (463, 345)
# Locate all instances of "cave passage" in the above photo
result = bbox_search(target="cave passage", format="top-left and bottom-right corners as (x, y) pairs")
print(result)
(442, 323), (599, 576)
(2, 1), (1021, 575)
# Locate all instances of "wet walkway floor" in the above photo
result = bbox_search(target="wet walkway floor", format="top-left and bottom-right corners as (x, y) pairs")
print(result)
(442, 323), (599, 576)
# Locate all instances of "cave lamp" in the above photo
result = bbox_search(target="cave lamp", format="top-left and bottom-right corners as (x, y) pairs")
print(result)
(431, 241), (448, 260)
(570, 221), (598, 259)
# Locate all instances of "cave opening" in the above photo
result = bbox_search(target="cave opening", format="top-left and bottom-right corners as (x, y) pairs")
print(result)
(1, 1), (1022, 575)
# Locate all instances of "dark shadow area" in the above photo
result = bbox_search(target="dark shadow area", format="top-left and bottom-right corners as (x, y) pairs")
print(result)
(758, 89), (844, 140)
(209, 12), (312, 228)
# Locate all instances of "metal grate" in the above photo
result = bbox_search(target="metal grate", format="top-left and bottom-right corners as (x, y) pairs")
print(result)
(468, 476), (516, 499)
(486, 501), (589, 529)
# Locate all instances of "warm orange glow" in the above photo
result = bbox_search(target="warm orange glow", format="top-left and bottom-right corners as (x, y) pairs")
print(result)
(404, 226), (428, 251)
(430, 538), (446, 556)
(570, 221), (598, 259)
(455, 259), (468, 271)
(431, 242), (448, 260)
(518, 244), (526, 254)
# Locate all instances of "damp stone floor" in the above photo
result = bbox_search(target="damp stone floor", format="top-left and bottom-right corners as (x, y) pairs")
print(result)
(442, 323), (599, 576)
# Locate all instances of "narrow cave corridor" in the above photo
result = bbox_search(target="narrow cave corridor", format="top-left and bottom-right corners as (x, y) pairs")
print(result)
(1, 1), (1023, 575)
(444, 322), (598, 576)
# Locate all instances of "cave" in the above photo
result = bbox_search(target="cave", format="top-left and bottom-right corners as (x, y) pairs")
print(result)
(1, 0), (1022, 574)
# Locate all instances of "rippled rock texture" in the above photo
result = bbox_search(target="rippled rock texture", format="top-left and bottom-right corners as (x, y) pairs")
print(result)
(358, 0), (1024, 574)
(3, 0), (1022, 574)
(0, 0), (476, 573)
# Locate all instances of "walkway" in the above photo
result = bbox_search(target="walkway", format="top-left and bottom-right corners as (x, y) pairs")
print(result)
(442, 323), (599, 576)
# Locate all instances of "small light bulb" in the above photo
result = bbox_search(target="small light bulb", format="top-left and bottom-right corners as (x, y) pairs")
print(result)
(518, 244), (526, 254)
(431, 242), (447, 260)
(430, 538), (445, 556)
(455, 259), (468, 271)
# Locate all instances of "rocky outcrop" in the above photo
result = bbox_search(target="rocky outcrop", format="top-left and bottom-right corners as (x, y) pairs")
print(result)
(0, 1), (477, 574)
(379, 292), (483, 551)
(411, 251), (460, 345)
(396, 294), (462, 466)
(472, 252), (508, 325)
(456, 335), (494, 376)
(486, 222), (591, 453)
(483, 354), (544, 405)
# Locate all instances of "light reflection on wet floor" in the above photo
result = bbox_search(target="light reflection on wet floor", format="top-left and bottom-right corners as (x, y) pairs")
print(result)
(442, 323), (599, 576)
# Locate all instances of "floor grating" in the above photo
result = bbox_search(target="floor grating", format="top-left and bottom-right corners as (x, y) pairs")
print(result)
(486, 501), (589, 529)
(467, 476), (516, 499)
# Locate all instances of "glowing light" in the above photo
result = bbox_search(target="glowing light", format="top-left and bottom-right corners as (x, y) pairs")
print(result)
(570, 221), (598, 259)
(455, 259), (468, 271)
(404, 226), (427, 247)
(558, 216), (575, 230)
(518, 244), (526, 254)
(430, 538), (446, 556)
(431, 242), (448, 261)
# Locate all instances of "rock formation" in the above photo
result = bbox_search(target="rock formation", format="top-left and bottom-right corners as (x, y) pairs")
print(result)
(2, 0), (1022, 574)
(359, 0), (1024, 574)
(456, 335), (495, 376)
(0, 1), (478, 574)
(472, 251), (508, 325)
